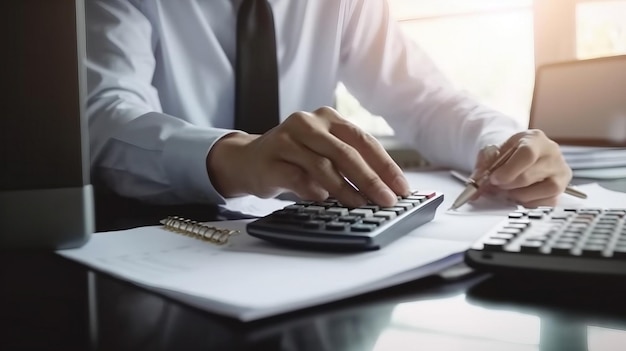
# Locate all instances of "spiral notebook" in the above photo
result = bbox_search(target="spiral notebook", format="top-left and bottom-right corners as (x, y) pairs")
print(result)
(159, 216), (240, 245)
(56, 171), (520, 321)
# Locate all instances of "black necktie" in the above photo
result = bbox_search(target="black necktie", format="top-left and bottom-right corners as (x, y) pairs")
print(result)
(234, 0), (280, 134)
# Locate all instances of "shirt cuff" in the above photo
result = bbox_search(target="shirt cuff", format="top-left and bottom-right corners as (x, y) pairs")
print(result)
(162, 126), (236, 204)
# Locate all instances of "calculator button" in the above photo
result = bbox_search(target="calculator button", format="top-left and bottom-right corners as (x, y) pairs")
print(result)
(293, 213), (313, 221)
(537, 206), (553, 213)
(350, 224), (377, 232)
(581, 245), (606, 257)
(406, 195), (426, 202)
(490, 233), (515, 241)
(303, 206), (326, 214)
(504, 224), (528, 231)
(338, 215), (360, 223)
(360, 205), (381, 212)
(528, 212), (544, 219)
(362, 217), (387, 226)
(373, 211), (397, 220)
(508, 212), (525, 219)
(585, 238), (610, 246)
(326, 221), (349, 231)
(613, 247), (626, 259)
(591, 229), (614, 236)
(349, 209), (374, 218)
(313, 214), (336, 222)
(519, 241), (543, 253)
(497, 228), (522, 235)
(326, 207), (349, 216)
(315, 202), (337, 208)
(395, 202), (415, 210)
(482, 239), (508, 251)
(415, 191), (436, 199)
(555, 237), (578, 245)
(284, 204), (304, 212)
(381, 207), (406, 215)
(303, 220), (325, 229)
(550, 243), (576, 255)
(509, 219), (531, 226)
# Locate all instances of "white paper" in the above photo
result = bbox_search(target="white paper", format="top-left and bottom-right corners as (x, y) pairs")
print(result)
(220, 196), (294, 217)
(58, 171), (626, 321)
(58, 219), (466, 321)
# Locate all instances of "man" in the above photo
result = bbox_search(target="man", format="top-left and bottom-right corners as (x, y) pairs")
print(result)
(86, 0), (571, 209)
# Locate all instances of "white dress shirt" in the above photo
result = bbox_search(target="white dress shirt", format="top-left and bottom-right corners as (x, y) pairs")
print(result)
(86, 0), (522, 205)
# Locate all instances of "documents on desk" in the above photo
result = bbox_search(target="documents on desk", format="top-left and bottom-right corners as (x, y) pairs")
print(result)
(561, 145), (626, 179)
(57, 170), (621, 321)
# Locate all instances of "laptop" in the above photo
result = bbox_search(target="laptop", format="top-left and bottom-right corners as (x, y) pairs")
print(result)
(0, 0), (94, 249)
(529, 55), (626, 146)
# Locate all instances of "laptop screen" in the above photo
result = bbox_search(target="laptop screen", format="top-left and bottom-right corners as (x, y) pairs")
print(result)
(529, 55), (626, 146)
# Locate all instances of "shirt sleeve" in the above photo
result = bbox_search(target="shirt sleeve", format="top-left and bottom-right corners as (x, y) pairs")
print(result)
(86, 0), (232, 204)
(338, 0), (524, 172)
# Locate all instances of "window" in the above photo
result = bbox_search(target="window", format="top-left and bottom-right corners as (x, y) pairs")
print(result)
(336, 0), (535, 134)
(577, 1), (626, 59)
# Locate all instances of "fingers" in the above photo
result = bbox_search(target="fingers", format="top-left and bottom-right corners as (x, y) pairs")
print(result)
(285, 107), (405, 206)
(506, 178), (562, 207)
(475, 129), (572, 208)
(328, 116), (410, 197)
(278, 141), (366, 206)
(471, 144), (500, 179)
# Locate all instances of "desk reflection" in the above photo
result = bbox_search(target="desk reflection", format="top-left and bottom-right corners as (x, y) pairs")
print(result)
(3, 253), (626, 351)
(94, 273), (392, 351)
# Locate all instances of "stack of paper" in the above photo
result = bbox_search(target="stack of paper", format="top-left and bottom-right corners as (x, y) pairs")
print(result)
(561, 145), (626, 179)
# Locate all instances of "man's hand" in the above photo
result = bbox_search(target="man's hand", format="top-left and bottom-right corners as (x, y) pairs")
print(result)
(470, 129), (572, 208)
(206, 107), (410, 207)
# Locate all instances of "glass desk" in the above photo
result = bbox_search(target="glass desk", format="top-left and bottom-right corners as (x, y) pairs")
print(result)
(2, 178), (626, 351)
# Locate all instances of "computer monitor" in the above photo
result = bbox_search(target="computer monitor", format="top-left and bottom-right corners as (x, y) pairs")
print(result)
(0, 0), (94, 249)
(529, 55), (626, 146)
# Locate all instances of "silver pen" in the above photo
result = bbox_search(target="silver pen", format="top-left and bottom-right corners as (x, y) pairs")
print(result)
(449, 148), (587, 210)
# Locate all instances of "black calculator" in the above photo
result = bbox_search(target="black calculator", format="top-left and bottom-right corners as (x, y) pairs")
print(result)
(247, 191), (444, 251)
(466, 207), (626, 276)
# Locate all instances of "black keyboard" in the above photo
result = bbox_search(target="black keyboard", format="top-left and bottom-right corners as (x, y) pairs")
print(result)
(247, 191), (444, 251)
(466, 207), (626, 276)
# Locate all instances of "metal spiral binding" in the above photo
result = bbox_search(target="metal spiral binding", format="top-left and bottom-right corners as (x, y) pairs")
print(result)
(160, 216), (238, 245)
